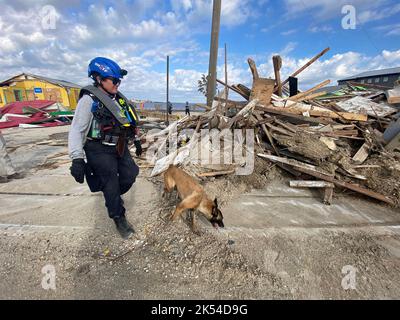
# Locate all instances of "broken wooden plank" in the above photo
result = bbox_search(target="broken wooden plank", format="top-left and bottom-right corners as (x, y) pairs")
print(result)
(216, 79), (249, 100)
(196, 169), (236, 177)
(258, 103), (368, 122)
(250, 78), (275, 106)
(280, 47), (330, 88)
(290, 80), (331, 101)
(273, 118), (298, 133)
(255, 112), (279, 155)
(386, 86), (400, 104)
(352, 142), (371, 164)
(247, 58), (259, 80)
(272, 55), (282, 97)
(290, 180), (334, 188)
(258, 154), (334, 177)
(258, 153), (395, 205)
(265, 122), (294, 136)
(298, 91), (328, 102)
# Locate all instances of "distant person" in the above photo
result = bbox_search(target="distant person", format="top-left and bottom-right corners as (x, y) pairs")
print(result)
(167, 101), (173, 115)
(185, 101), (190, 116)
(68, 57), (142, 239)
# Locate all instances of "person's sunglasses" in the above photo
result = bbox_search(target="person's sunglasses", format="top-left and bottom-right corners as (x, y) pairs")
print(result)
(103, 77), (121, 85)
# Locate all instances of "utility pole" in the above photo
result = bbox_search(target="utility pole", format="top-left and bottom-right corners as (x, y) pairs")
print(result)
(224, 43), (228, 104)
(166, 55), (169, 125)
(206, 0), (221, 107)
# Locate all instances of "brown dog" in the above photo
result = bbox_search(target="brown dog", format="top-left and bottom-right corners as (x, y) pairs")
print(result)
(163, 165), (224, 233)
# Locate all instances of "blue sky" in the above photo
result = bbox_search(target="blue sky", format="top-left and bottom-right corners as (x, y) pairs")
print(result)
(0, 0), (399, 103)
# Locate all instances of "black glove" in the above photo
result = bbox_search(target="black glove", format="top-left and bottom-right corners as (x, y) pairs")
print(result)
(70, 159), (85, 184)
(134, 139), (142, 157)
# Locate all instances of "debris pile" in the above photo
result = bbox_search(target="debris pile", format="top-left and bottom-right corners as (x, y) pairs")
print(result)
(137, 47), (400, 206)
(0, 100), (73, 129)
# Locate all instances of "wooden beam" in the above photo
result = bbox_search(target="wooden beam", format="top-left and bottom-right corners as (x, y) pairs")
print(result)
(280, 47), (330, 87)
(272, 55), (282, 96)
(290, 180), (334, 188)
(290, 79), (331, 101)
(247, 58), (259, 80)
(254, 112), (279, 155)
(197, 169), (235, 177)
(216, 79), (249, 100)
(257, 104), (368, 122)
(298, 91), (328, 102)
(258, 153), (395, 205)
(352, 142), (371, 163)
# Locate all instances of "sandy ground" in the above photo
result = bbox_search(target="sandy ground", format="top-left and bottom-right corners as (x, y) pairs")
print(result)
(0, 125), (400, 299)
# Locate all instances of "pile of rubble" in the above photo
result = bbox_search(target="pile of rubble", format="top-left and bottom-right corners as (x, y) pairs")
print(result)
(0, 100), (73, 129)
(136, 47), (400, 207)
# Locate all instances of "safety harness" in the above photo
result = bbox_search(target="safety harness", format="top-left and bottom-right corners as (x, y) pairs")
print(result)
(79, 85), (139, 149)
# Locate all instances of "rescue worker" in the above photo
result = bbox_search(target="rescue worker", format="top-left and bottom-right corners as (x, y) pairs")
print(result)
(68, 57), (142, 239)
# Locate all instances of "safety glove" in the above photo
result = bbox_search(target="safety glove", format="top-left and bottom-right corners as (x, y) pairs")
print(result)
(70, 159), (85, 183)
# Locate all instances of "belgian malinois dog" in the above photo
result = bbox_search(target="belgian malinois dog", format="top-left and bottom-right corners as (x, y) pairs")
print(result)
(163, 165), (224, 233)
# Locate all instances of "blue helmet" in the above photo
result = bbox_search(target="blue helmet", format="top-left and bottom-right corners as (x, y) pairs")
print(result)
(88, 57), (128, 80)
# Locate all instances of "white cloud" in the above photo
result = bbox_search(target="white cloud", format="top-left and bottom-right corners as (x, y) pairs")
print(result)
(309, 25), (333, 33)
(281, 29), (297, 36)
(357, 3), (400, 24)
(283, 0), (388, 19)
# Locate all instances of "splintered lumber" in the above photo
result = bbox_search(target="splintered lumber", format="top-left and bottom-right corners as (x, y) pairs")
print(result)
(216, 79), (249, 100)
(290, 180), (334, 188)
(258, 154), (395, 205)
(258, 154), (334, 177)
(222, 99), (258, 129)
(298, 91), (327, 102)
(290, 80), (331, 101)
(247, 58), (259, 80)
(265, 122), (294, 136)
(386, 86), (400, 104)
(196, 169), (236, 177)
(258, 103), (368, 121)
(274, 118), (298, 133)
(280, 47), (330, 88)
(272, 55), (282, 96)
(250, 78), (275, 106)
(237, 84), (251, 98)
(254, 112), (279, 155)
(352, 142), (371, 163)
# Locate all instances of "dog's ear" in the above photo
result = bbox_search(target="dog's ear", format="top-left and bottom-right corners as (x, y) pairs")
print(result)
(214, 198), (218, 207)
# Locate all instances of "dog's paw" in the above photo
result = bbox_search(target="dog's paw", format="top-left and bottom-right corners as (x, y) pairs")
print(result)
(192, 229), (202, 236)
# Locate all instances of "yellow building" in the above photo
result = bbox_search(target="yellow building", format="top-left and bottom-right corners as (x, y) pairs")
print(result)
(0, 73), (81, 110)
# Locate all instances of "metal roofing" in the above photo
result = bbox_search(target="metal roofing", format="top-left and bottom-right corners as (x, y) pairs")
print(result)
(0, 73), (81, 88)
(339, 67), (400, 81)
(0, 100), (57, 115)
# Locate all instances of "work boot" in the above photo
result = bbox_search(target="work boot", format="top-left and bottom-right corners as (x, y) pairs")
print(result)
(113, 215), (135, 239)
